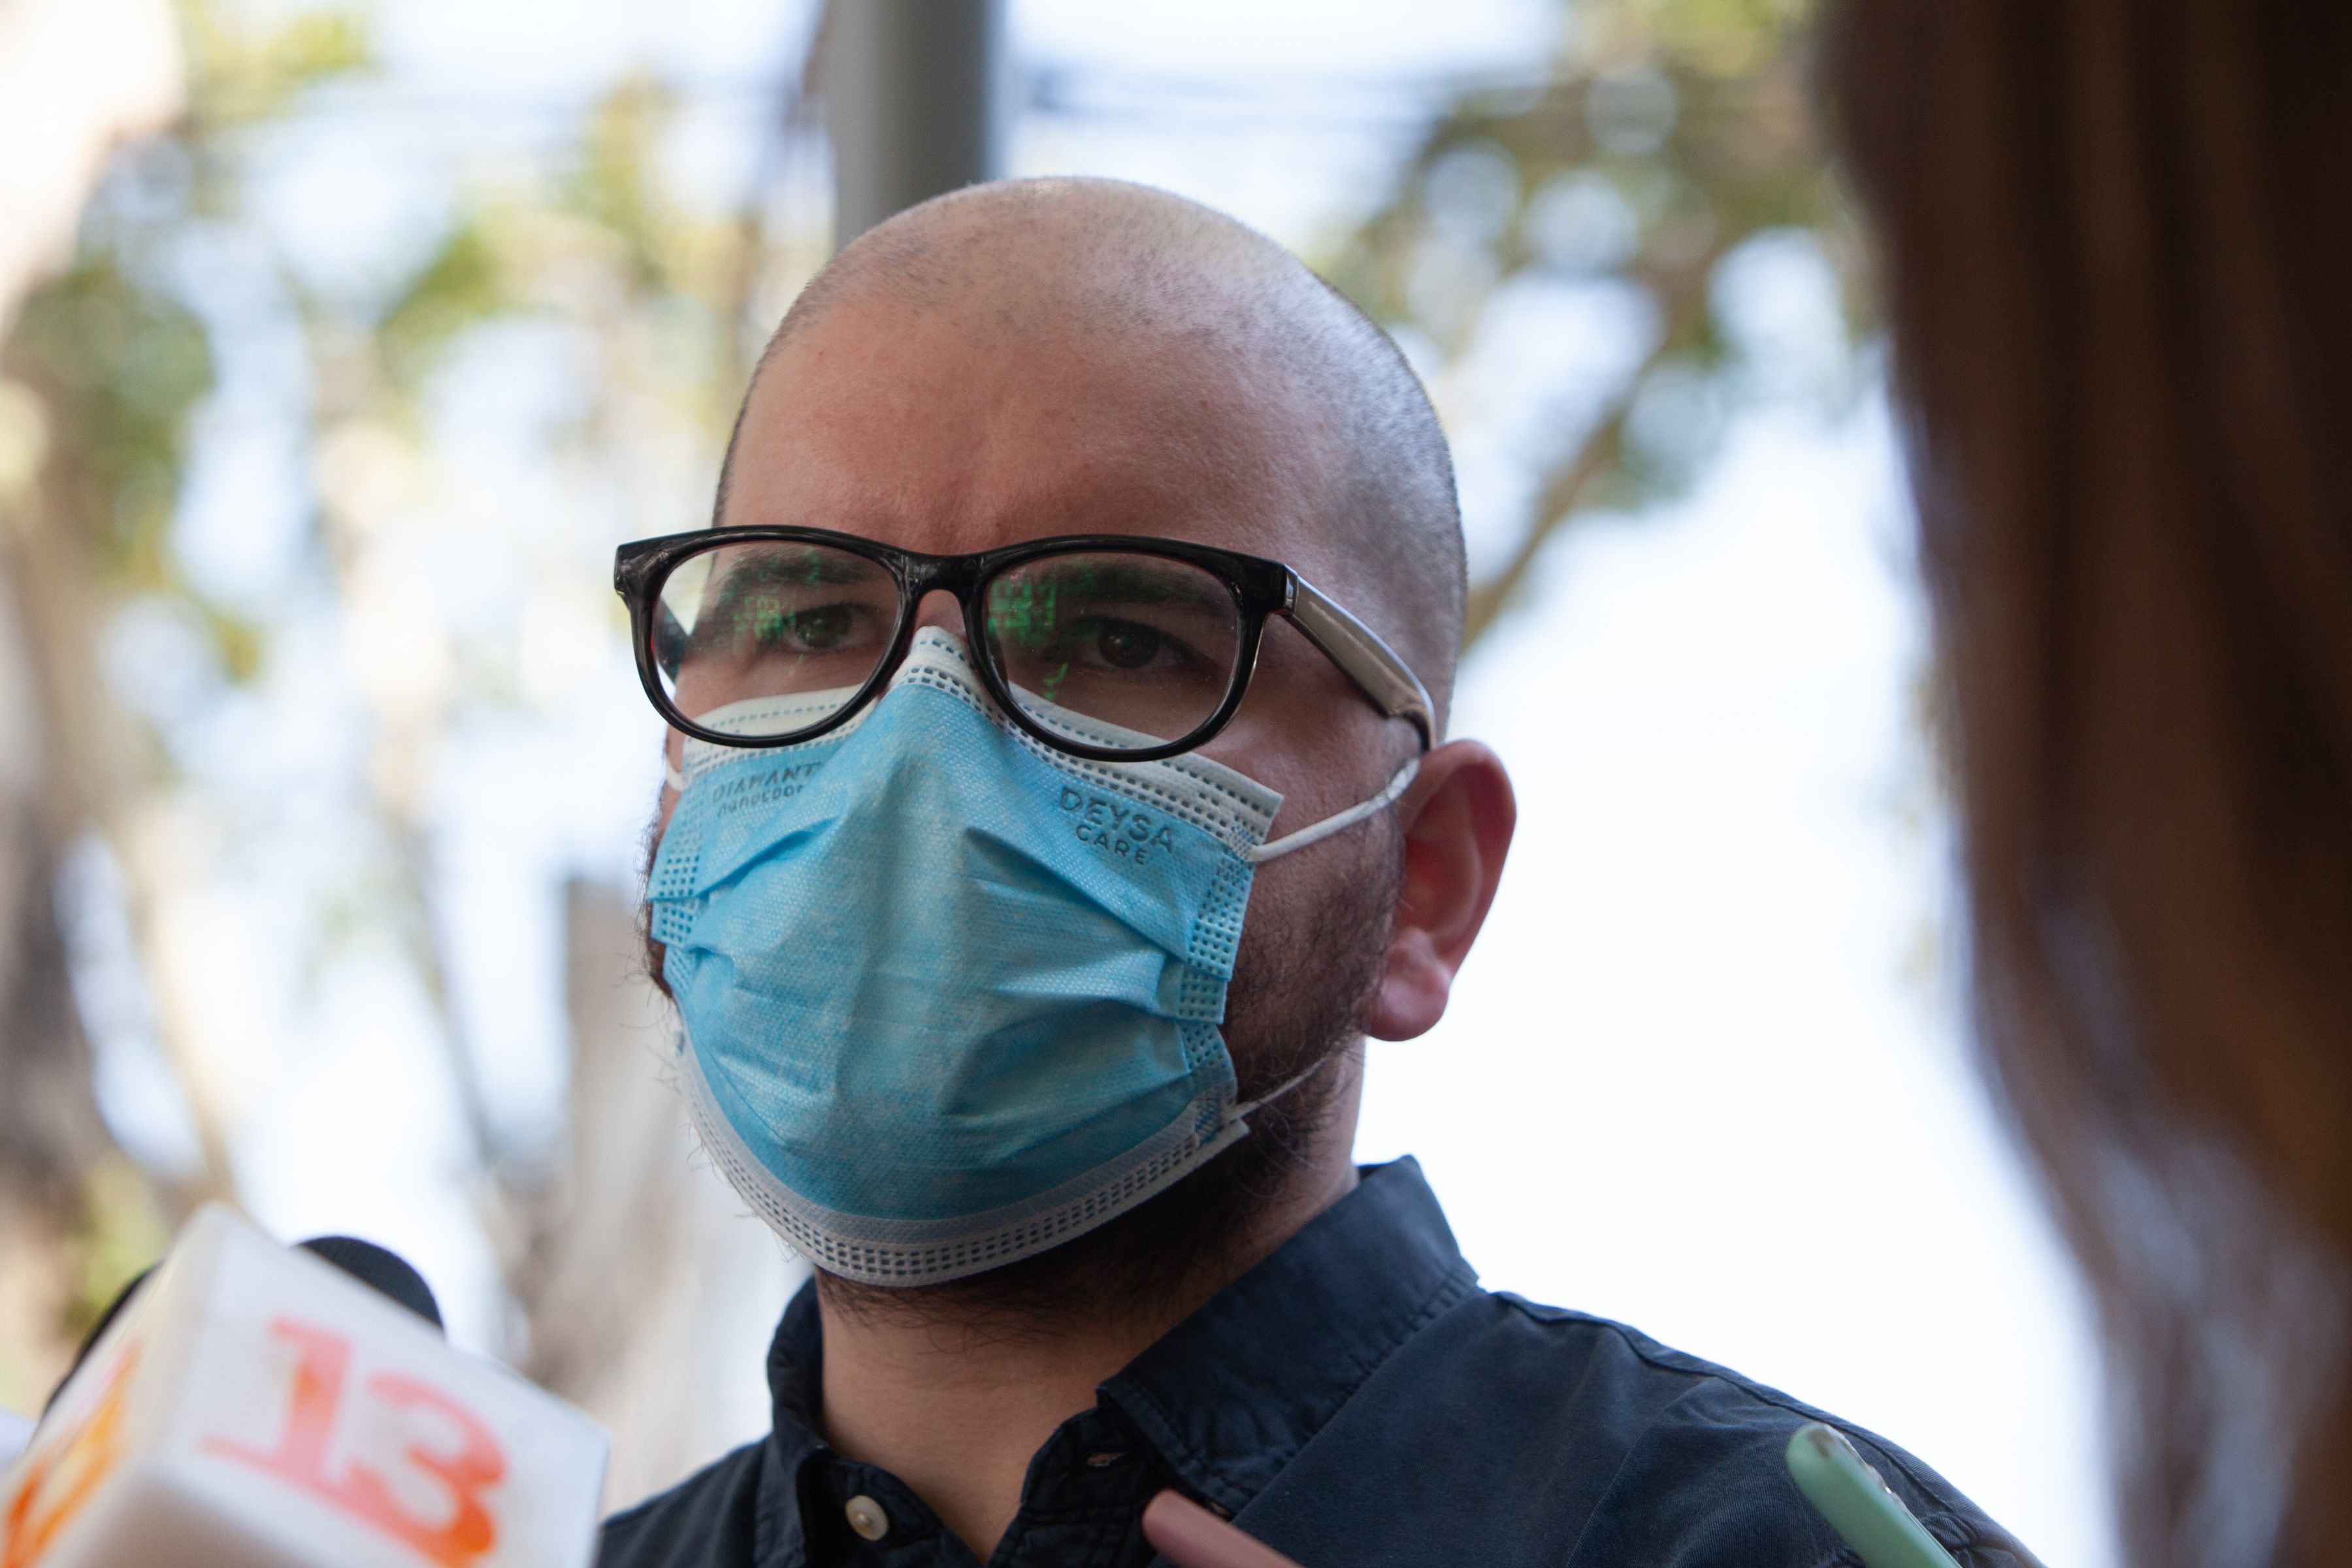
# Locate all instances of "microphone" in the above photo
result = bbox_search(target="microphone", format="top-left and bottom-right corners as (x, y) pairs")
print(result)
(2, 1203), (608, 1568)
(291, 1239), (444, 1333)
(45, 1234), (446, 1422)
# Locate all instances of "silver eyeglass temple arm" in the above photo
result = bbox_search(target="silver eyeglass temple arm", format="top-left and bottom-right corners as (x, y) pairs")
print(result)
(1285, 576), (1439, 750)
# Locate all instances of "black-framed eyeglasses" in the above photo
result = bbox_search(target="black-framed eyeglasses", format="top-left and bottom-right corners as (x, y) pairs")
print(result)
(612, 527), (1435, 763)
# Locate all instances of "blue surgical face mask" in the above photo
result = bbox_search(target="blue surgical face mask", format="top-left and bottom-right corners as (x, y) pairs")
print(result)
(647, 627), (1416, 1287)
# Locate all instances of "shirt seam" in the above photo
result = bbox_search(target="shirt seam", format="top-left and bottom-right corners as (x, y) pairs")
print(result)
(1552, 1377), (1926, 1568)
(1529, 1309), (2011, 1568)
(1529, 1307), (1982, 1520)
(1914, 1509), (2018, 1560)
(1120, 1261), (1477, 1514)
(1556, 1376), (1725, 1568)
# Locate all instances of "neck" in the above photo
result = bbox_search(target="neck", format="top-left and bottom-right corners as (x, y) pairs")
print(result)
(815, 1054), (1364, 1561)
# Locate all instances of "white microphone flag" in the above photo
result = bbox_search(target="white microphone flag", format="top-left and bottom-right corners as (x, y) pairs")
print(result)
(1, 1204), (608, 1568)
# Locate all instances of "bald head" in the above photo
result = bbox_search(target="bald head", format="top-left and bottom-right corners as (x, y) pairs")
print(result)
(717, 177), (1465, 723)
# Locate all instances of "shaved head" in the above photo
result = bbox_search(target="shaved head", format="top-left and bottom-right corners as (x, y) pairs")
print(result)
(715, 176), (1466, 724)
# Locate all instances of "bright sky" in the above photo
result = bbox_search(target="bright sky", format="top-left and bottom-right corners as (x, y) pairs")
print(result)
(58, 1), (2113, 1562)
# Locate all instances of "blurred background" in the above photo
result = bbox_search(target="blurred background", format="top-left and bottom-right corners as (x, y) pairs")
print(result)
(0, 0), (2106, 1561)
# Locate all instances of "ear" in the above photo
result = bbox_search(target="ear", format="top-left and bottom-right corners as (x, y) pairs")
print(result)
(1363, 740), (1515, 1042)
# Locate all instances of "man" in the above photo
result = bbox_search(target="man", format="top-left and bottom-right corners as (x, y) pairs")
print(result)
(599, 178), (2029, 1568)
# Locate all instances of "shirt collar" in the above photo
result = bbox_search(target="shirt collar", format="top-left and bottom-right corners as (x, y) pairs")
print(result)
(755, 1286), (828, 1565)
(1100, 1156), (1478, 1516)
(756, 1156), (1478, 1537)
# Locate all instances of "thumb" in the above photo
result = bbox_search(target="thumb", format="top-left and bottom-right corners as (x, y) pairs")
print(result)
(1141, 1491), (1303, 1568)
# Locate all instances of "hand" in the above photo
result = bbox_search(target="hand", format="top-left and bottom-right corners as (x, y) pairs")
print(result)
(1142, 1490), (1303, 1568)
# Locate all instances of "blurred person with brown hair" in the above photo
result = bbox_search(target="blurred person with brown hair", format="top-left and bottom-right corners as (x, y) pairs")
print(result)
(1818, 5), (2352, 1568)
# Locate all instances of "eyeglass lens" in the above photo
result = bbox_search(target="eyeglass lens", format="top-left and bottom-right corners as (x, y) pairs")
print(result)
(652, 541), (1247, 753)
(653, 540), (900, 740)
(980, 552), (1245, 747)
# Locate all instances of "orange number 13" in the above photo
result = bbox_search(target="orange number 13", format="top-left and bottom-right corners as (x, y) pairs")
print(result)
(202, 1318), (506, 1568)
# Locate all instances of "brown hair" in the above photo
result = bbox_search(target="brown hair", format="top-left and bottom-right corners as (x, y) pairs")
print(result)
(1818, 4), (2352, 1567)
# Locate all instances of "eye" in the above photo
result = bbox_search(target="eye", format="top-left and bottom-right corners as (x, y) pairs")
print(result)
(777, 604), (854, 651)
(1094, 620), (1162, 670)
(743, 601), (863, 653)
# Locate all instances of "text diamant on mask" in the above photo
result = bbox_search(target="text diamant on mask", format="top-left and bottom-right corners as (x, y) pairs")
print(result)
(706, 759), (828, 820)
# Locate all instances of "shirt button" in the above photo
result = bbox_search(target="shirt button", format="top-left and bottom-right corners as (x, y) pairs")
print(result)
(845, 1494), (890, 1541)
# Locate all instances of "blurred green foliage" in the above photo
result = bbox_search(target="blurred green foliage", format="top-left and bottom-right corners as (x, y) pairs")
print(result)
(181, 5), (371, 131)
(0, 2), (378, 1401)
(3, 0), (771, 712)
(7, 263), (214, 596)
(1, 0), (809, 1394)
(63, 1158), (174, 1341)
(1331, 0), (1852, 644)
(0, 2), (375, 696)
(377, 225), (508, 393)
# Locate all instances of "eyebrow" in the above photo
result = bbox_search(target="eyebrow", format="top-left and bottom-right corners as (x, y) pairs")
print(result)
(1003, 558), (1234, 617)
(700, 549), (883, 630)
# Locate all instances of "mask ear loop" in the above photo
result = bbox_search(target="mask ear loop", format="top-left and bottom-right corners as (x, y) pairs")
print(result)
(1228, 760), (1416, 1122)
(1244, 760), (1419, 864)
(1231, 1051), (1342, 1120)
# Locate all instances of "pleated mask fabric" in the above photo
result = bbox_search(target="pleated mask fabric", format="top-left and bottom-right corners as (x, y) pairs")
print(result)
(649, 628), (1296, 1286)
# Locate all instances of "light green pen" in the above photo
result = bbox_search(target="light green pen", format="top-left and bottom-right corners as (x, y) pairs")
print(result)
(1785, 1422), (1967, 1568)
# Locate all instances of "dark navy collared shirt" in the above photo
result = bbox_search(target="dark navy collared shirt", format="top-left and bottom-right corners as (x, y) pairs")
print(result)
(600, 1158), (2036, 1568)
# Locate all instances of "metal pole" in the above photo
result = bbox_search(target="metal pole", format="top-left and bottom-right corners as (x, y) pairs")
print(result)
(823, 0), (1007, 250)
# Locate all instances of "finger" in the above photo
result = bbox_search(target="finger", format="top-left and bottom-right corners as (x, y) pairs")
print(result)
(1141, 1490), (1303, 1568)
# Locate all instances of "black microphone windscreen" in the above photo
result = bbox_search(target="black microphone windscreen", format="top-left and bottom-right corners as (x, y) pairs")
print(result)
(49, 1264), (155, 1414)
(49, 1234), (444, 1415)
(297, 1236), (445, 1333)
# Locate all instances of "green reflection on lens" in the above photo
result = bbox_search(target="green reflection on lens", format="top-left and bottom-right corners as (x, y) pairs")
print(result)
(702, 550), (872, 658)
(987, 572), (1074, 702)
